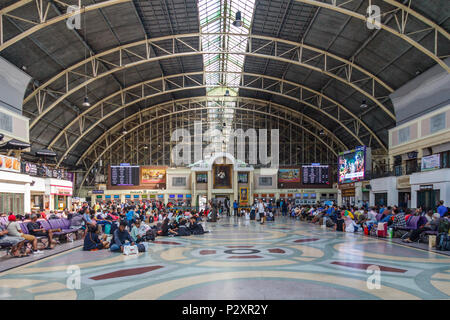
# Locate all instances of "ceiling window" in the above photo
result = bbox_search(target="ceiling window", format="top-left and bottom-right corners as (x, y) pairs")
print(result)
(198, 0), (256, 159)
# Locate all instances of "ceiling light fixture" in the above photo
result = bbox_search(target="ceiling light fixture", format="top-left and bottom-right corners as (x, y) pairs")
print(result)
(360, 99), (368, 108)
(233, 11), (243, 28)
(224, 89), (230, 96)
(82, 96), (90, 107)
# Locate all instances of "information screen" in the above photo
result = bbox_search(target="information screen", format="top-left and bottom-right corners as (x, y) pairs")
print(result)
(302, 165), (329, 185)
(110, 165), (140, 186)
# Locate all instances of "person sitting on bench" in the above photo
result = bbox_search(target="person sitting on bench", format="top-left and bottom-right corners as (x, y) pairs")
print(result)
(27, 214), (56, 250)
(0, 225), (28, 257)
(403, 212), (441, 243)
(7, 214), (40, 254)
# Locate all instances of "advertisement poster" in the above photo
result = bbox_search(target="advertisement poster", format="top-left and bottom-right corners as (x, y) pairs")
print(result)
(0, 155), (20, 173)
(338, 146), (366, 184)
(278, 168), (300, 183)
(421, 154), (440, 172)
(22, 162), (38, 175)
(141, 168), (166, 184)
(213, 164), (232, 188)
(239, 187), (249, 205)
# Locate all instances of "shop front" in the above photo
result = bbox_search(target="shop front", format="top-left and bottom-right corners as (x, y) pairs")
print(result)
(339, 183), (355, 206)
(410, 168), (450, 211)
(49, 181), (73, 210)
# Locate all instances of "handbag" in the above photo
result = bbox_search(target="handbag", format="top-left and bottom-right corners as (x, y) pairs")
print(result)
(123, 244), (138, 256)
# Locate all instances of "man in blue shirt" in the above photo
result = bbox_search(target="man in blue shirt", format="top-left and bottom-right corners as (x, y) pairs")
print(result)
(126, 207), (135, 229)
(233, 200), (238, 216)
(437, 200), (448, 217)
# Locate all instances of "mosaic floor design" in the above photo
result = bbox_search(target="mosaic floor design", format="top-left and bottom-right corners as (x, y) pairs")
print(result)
(1, 217), (450, 300)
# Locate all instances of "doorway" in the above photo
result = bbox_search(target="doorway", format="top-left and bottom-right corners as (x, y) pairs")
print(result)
(214, 195), (230, 215)
(417, 189), (440, 211)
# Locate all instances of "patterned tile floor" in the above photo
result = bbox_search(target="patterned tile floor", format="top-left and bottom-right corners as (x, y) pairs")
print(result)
(1, 217), (450, 300)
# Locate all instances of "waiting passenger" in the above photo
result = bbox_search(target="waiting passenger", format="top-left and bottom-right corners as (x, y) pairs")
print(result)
(27, 214), (55, 250)
(110, 221), (135, 252)
(0, 225), (27, 257)
(335, 213), (345, 232)
(83, 224), (110, 251)
(7, 214), (40, 254)
(403, 213), (441, 243)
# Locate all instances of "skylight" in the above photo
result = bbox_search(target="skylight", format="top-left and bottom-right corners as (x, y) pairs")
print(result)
(198, 0), (255, 90)
(197, 0), (255, 158)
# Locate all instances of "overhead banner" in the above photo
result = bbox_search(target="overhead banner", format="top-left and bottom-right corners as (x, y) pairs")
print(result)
(421, 154), (440, 172)
(0, 155), (20, 172)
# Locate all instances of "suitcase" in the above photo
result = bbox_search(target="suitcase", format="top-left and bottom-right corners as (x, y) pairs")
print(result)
(377, 222), (388, 237)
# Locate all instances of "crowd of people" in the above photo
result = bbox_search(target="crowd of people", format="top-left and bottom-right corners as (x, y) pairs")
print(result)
(0, 200), (211, 257)
(288, 200), (450, 246)
(1, 198), (449, 258)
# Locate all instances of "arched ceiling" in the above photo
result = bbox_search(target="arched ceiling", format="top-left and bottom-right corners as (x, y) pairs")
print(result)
(0, 0), (449, 169)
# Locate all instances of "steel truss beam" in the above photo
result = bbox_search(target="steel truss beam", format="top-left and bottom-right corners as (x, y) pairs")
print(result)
(47, 72), (386, 168)
(76, 98), (341, 190)
(105, 118), (328, 168)
(24, 33), (395, 131)
(294, 0), (450, 72)
(68, 95), (348, 167)
(0, 0), (131, 51)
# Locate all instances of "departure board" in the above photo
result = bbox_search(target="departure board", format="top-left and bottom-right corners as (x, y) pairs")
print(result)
(110, 165), (140, 186)
(302, 165), (329, 185)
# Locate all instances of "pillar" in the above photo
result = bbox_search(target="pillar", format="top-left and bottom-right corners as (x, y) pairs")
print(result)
(337, 189), (342, 207)
(24, 183), (31, 214)
(249, 171), (254, 205)
(207, 170), (212, 201)
(191, 171), (197, 206)
(233, 170), (238, 204)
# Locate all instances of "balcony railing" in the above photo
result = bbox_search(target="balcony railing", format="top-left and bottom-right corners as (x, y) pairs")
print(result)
(366, 164), (423, 180)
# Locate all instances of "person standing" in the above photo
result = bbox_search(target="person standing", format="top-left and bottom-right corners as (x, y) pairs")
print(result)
(233, 200), (238, 217)
(437, 200), (448, 217)
(258, 199), (266, 225)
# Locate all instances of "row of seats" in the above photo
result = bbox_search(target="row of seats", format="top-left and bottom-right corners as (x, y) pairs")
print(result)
(0, 217), (80, 250)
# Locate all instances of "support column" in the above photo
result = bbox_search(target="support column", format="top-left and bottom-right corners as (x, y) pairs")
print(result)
(233, 170), (238, 205)
(191, 171), (197, 207)
(207, 170), (212, 201)
(369, 190), (375, 207)
(249, 171), (254, 205)
(355, 182), (363, 207)
(24, 183), (31, 214)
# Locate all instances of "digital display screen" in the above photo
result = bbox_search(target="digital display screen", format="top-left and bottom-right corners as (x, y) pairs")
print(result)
(338, 146), (366, 184)
(110, 165), (140, 186)
(278, 168), (300, 183)
(302, 165), (329, 185)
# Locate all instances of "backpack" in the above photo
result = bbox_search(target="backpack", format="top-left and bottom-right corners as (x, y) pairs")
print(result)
(438, 219), (450, 234)
(177, 225), (191, 236)
(144, 229), (156, 241)
(436, 233), (450, 251)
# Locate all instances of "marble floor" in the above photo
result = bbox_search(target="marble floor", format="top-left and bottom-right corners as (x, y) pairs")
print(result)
(1, 217), (450, 300)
